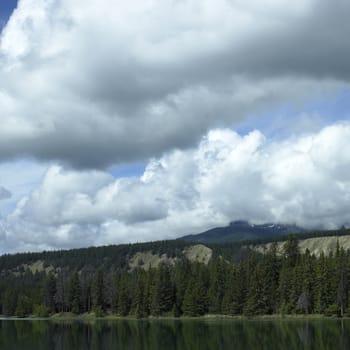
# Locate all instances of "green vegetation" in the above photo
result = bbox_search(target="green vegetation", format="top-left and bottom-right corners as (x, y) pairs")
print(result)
(2, 235), (350, 318)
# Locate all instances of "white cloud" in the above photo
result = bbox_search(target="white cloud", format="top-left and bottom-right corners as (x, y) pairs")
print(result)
(0, 160), (49, 217)
(1, 122), (350, 253)
(0, 0), (349, 167)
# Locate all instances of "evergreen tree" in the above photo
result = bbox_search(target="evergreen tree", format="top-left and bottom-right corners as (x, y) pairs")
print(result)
(133, 270), (148, 318)
(42, 271), (57, 314)
(117, 273), (131, 316)
(112, 271), (121, 314)
(244, 263), (268, 316)
(80, 270), (93, 313)
(2, 289), (17, 316)
(158, 263), (174, 314)
(182, 276), (197, 316)
(208, 257), (226, 314)
(278, 259), (293, 313)
(92, 271), (105, 312)
(173, 259), (190, 316)
(260, 243), (280, 314)
(55, 269), (68, 313)
(15, 295), (32, 318)
(315, 252), (332, 313)
(278, 239), (300, 313)
(104, 272), (116, 311)
(68, 271), (82, 314)
(336, 247), (347, 316)
(182, 263), (209, 316)
(283, 237), (300, 268)
(298, 249), (315, 314)
(222, 265), (239, 315)
(149, 268), (161, 316)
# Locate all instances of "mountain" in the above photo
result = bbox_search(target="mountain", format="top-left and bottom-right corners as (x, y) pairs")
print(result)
(180, 220), (307, 243)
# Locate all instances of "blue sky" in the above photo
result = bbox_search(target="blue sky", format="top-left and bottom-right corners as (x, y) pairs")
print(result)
(0, 0), (350, 253)
(109, 163), (145, 178)
(236, 88), (350, 139)
(0, 0), (17, 29)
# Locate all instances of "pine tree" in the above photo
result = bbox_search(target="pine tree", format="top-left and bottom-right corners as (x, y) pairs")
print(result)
(112, 270), (121, 314)
(278, 238), (300, 314)
(278, 259), (293, 313)
(80, 269), (93, 313)
(182, 276), (197, 316)
(244, 263), (268, 316)
(222, 264), (242, 315)
(315, 252), (332, 314)
(336, 247), (347, 316)
(42, 271), (57, 314)
(182, 263), (209, 316)
(234, 261), (248, 314)
(208, 257), (226, 314)
(117, 273), (131, 316)
(158, 263), (174, 314)
(134, 270), (148, 318)
(68, 272), (82, 314)
(149, 268), (161, 316)
(289, 263), (303, 313)
(104, 272), (116, 311)
(92, 271), (105, 312)
(298, 249), (315, 314)
(3, 289), (18, 316)
(261, 243), (280, 314)
(283, 237), (300, 268)
(173, 258), (190, 316)
(55, 269), (68, 313)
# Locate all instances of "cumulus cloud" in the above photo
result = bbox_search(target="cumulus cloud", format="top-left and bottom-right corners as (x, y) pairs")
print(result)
(1, 122), (350, 253)
(0, 0), (349, 167)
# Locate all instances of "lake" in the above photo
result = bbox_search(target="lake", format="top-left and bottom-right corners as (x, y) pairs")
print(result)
(0, 318), (350, 349)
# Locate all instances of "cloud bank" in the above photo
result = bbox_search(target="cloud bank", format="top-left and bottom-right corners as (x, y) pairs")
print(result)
(0, 0), (349, 167)
(1, 123), (350, 253)
(1, 1), (350, 253)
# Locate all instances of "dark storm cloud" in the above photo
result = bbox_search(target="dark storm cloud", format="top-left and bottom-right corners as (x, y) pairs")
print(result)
(0, 0), (349, 169)
(229, 1), (350, 80)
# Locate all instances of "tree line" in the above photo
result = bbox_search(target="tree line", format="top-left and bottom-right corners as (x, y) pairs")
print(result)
(1, 238), (350, 318)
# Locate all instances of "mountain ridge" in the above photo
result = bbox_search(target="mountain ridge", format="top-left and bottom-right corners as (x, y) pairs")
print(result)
(180, 220), (307, 243)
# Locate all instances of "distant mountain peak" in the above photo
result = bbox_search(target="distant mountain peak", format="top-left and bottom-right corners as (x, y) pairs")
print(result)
(180, 220), (306, 244)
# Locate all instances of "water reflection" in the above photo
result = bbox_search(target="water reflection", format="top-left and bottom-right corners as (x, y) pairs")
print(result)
(0, 318), (350, 350)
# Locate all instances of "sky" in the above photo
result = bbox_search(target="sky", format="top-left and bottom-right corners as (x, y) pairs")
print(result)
(1, 0), (350, 254)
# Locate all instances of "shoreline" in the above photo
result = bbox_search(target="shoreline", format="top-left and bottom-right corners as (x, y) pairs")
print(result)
(0, 313), (345, 321)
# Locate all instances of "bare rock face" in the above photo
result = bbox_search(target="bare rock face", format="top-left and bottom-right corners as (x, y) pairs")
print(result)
(298, 236), (350, 256)
(183, 244), (212, 265)
(128, 244), (213, 270)
(252, 235), (350, 257)
(128, 251), (176, 270)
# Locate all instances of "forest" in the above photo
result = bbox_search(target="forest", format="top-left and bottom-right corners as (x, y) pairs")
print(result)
(1, 236), (350, 318)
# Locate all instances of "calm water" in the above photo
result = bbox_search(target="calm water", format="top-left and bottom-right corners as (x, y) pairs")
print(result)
(0, 318), (349, 350)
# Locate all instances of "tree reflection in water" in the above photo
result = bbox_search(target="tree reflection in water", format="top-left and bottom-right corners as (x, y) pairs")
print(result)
(0, 318), (349, 350)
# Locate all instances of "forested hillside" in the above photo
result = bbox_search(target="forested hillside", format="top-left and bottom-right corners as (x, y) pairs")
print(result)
(1, 229), (350, 318)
